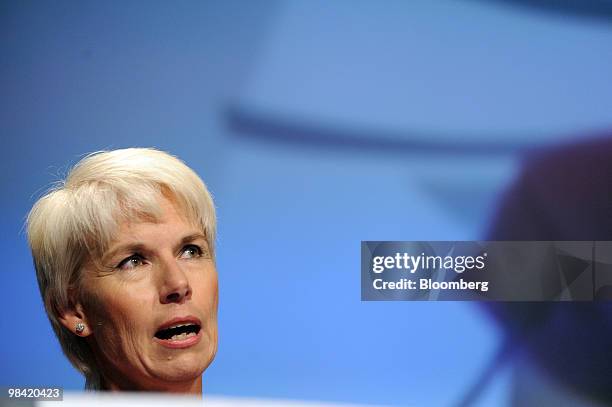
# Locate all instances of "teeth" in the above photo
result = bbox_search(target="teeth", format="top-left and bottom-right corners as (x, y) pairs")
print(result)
(167, 323), (195, 330)
(169, 331), (197, 341)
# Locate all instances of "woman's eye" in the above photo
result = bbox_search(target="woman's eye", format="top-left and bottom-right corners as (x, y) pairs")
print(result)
(117, 255), (145, 270)
(180, 245), (203, 259)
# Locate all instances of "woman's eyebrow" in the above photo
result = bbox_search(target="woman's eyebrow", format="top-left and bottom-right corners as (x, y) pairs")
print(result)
(180, 232), (207, 244)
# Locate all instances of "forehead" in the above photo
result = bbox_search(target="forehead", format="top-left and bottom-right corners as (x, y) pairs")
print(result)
(112, 196), (200, 242)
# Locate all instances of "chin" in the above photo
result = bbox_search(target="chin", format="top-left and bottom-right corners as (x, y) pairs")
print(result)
(158, 361), (206, 383)
(153, 346), (216, 384)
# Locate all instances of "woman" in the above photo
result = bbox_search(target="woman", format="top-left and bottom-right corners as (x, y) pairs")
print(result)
(27, 148), (218, 393)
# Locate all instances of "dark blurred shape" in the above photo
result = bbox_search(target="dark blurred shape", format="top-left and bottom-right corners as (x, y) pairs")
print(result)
(485, 0), (612, 22)
(226, 106), (530, 155)
(595, 285), (612, 300)
(489, 136), (612, 240)
(485, 135), (612, 405)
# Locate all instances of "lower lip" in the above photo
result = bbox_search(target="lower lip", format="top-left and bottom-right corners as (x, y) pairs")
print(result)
(154, 329), (202, 349)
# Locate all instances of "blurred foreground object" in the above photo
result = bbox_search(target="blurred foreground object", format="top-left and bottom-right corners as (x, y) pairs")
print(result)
(32, 392), (379, 407)
(485, 135), (612, 406)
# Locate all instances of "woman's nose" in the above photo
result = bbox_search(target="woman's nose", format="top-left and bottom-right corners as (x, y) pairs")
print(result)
(158, 258), (192, 304)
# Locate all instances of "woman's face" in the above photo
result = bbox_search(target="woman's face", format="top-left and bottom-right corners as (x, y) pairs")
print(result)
(78, 197), (218, 392)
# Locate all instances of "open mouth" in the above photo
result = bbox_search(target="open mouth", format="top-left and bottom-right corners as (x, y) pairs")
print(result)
(155, 323), (201, 341)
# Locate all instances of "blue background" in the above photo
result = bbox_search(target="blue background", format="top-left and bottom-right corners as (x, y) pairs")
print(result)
(2, 1), (612, 405)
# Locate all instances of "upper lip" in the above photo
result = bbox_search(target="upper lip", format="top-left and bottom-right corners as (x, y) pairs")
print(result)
(155, 315), (201, 334)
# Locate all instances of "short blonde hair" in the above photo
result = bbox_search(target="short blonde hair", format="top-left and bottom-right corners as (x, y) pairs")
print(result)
(26, 148), (216, 389)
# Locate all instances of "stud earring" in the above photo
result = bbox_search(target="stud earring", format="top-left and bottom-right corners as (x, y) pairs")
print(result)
(75, 322), (85, 334)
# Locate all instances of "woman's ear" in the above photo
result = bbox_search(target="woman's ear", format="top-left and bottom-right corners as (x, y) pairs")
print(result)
(58, 296), (92, 337)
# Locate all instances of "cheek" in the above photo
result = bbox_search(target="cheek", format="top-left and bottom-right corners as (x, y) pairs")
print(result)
(200, 272), (219, 359)
(82, 284), (154, 357)
(202, 269), (219, 316)
(194, 269), (219, 329)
